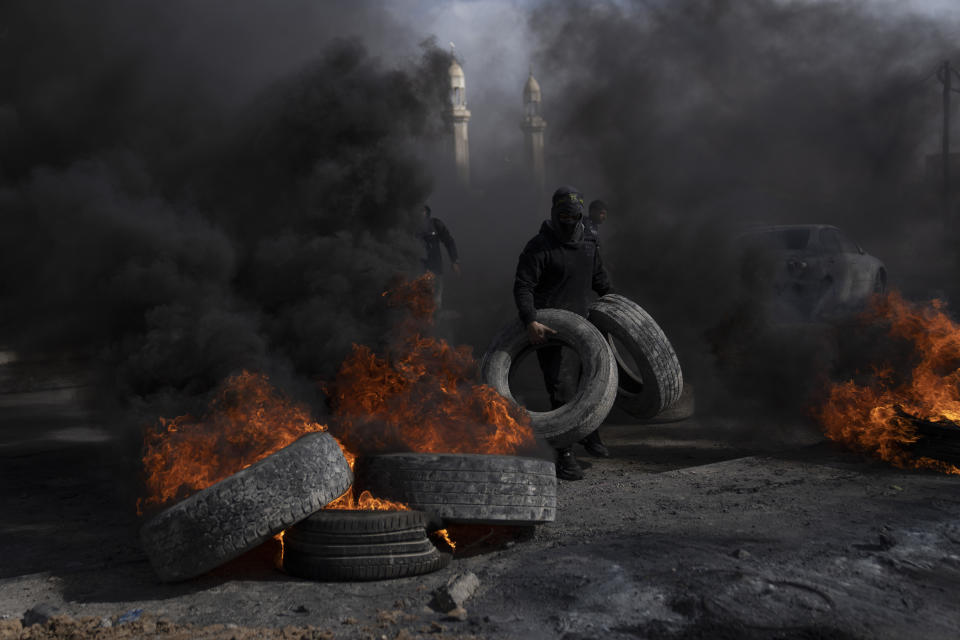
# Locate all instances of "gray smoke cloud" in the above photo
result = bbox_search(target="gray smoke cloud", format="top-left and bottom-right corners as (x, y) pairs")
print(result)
(416, 0), (960, 420)
(0, 2), (452, 437)
(521, 0), (960, 415)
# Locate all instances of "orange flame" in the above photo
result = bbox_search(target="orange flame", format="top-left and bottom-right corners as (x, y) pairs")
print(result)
(140, 274), (534, 522)
(274, 531), (285, 569)
(433, 528), (456, 550)
(324, 489), (410, 511)
(139, 371), (328, 513)
(138, 372), (408, 515)
(330, 274), (534, 456)
(816, 291), (960, 474)
(384, 272), (437, 321)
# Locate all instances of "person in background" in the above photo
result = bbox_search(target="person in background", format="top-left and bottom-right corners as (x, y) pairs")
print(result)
(513, 186), (612, 481)
(418, 204), (460, 309)
(584, 199), (607, 245)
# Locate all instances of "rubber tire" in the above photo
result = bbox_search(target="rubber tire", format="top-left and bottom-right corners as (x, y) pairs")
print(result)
(588, 294), (683, 419)
(285, 510), (432, 549)
(140, 431), (352, 582)
(355, 453), (557, 525)
(912, 421), (960, 466)
(284, 538), (436, 557)
(283, 548), (451, 582)
(286, 527), (428, 546)
(480, 308), (618, 446)
(636, 383), (695, 423)
(287, 509), (431, 534)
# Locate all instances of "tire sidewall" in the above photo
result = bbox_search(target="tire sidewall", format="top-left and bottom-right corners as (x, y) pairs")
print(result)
(481, 308), (618, 446)
(588, 294), (683, 419)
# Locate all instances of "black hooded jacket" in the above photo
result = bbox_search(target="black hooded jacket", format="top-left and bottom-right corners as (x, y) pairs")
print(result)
(419, 216), (458, 274)
(513, 220), (611, 325)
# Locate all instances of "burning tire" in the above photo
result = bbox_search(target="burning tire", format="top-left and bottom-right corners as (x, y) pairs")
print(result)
(588, 294), (683, 419)
(480, 308), (618, 446)
(910, 420), (960, 467)
(355, 453), (556, 525)
(140, 431), (352, 582)
(285, 509), (433, 545)
(282, 510), (450, 581)
(283, 548), (451, 582)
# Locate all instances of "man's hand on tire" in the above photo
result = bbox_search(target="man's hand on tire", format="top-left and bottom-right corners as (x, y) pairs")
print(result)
(527, 321), (557, 344)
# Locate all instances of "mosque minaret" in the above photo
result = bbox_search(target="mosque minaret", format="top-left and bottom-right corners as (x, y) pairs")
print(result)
(447, 47), (472, 189)
(520, 67), (547, 193)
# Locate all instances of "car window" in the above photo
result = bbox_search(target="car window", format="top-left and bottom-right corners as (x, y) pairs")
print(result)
(820, 228), (842, 253)
(836, 231), (860, 253)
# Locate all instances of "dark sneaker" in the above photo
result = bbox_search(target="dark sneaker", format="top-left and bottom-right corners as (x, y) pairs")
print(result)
(555, 447), (584, 481)
(579, 430), (610, 458)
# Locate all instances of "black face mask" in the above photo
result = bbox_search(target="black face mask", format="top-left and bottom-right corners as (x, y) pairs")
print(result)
(550, 189), (584, 241)
(551, 209), (582, 241)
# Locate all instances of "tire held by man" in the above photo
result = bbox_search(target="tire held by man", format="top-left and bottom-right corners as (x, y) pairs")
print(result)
(140, 431), (352, 582)
(481, 308), (618, 447)
(588, 294), (683, 419)
(356, 453), (557, 525)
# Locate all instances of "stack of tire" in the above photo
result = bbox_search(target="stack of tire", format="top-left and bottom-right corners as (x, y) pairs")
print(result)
(139, 433), (557, 582)
(139, 432), (448, 583)
(479, 294), (685, 446)
(139, 295), (671, 581)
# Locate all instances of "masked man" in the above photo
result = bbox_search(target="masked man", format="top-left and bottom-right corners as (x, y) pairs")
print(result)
(513, 186), (612, 480)
(418, 205), (460, 309)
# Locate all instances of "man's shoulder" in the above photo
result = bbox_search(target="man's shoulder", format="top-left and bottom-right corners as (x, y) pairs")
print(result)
(521, 230), (555, 254)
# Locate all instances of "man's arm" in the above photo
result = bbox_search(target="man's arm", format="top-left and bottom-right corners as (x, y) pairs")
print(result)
(513, 242), (542, 325)
(514, 244), (557, 344)
(434, 219), (459, 265)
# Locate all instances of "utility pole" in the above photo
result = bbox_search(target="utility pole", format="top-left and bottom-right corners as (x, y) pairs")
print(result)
(944, 59), (952, 227)
(937, 59), (960, 228)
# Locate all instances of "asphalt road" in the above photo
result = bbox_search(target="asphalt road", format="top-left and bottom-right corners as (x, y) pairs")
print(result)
(1, 374), (959, 639)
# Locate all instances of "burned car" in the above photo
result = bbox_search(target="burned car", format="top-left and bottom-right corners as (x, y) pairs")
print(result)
(735, 224), (886, 322)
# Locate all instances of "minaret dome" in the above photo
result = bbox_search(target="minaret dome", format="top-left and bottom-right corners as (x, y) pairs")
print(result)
(523, 72), (541, 104)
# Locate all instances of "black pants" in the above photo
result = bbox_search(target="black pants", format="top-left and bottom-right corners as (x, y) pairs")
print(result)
(536, 345), (567, 410)
(538, 346), (596, 449)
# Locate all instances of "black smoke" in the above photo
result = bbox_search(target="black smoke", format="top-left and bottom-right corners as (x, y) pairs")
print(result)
(0, 3), (452, 433)
(432, 0), (960, 420)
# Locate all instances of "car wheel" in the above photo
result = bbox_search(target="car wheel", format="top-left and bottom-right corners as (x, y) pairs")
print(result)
(873, 270), (887, 295)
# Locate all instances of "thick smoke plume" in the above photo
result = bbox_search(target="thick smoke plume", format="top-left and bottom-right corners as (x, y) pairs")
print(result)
(0, 3), (451, 437)
(4, 0), (960, 452)
(501, 0), (960, 416)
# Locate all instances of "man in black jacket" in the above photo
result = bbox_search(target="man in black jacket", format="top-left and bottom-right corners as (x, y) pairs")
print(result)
(585, 199), (607, 245)
(513, 186), (611, 480)
(418, 205), (460, 309)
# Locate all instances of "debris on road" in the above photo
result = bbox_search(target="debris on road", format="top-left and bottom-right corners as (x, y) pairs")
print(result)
(431, 571), (480, 613)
